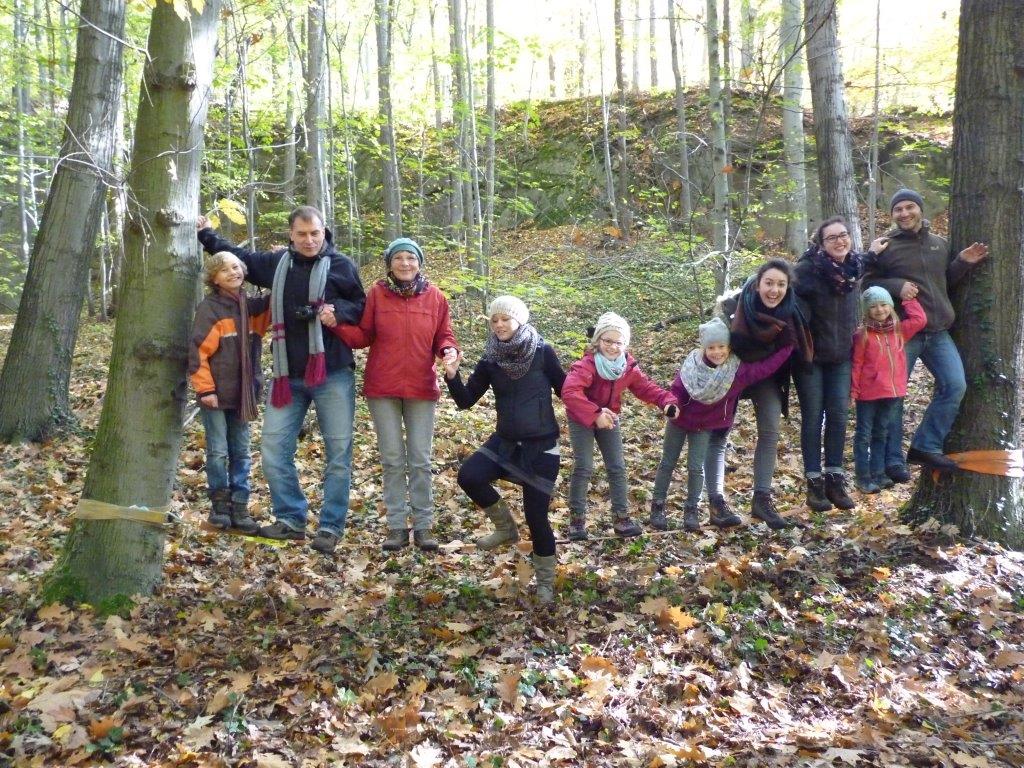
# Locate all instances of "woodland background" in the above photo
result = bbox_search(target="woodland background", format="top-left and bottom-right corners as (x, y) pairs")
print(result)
(0, 0), (1022, 766)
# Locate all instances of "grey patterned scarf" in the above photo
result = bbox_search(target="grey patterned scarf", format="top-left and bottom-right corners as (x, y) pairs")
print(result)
(269, 251), (330, 406)
(483, 323), (541, 380)
(679, 349), (741, 404)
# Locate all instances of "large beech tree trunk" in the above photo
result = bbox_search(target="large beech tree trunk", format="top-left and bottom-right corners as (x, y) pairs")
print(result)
(0, 0), (126, 443)
(780, 0), (808, 255)
(803, 0), (861, 250)
(706, 0), (730, 290)
(376, 0), (402, 240)
(47, 0), (220, 603)
(305, 0), (328, 217)
(905, 0), (1024, 547)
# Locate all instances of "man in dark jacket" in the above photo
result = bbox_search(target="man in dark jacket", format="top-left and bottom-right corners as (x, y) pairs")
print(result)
(863, 189), (988, 475)
(197, 206), (366, 553)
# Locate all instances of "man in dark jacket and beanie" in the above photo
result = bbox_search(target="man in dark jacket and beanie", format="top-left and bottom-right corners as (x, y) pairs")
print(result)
(862, 189), (988, 476)
(197, 206), (366, 554)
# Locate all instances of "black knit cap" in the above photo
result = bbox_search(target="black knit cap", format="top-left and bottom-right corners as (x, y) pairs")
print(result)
(889, 188), (924, 213)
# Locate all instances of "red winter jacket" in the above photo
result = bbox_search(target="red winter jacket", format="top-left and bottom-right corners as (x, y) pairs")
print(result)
(332, 280), (458, 401)
(851, 298), (926, 401)
(562, 352), (676, 427)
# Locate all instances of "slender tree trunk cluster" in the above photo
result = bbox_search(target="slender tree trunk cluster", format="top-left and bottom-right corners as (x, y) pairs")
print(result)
(780, 0), (808, 254)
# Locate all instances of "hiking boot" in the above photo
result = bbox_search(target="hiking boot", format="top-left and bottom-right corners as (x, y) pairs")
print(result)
(382, 528), (410, 551)
(824, 472), (856, 510)
(532, 553), (557, 604)
(648, 499), (668, 531)
(566, 513), (588, 541)
(476, 501), (519, 550)
(709, 495), (742, 528)
(874, 473), (895, 490)
(310, 530), (339, 554)
(751, 492), (789, 530)
(612, 515), (643, 537)
(855, 475), (881, 494)
(682, 505), (700, 532)
(805, 476), (833, 512)
(413, 529), (439, 551)
(885, 464), (911, 484)
(229, 499), (259, 534)
(258, 520), (306, 540)
(907, 447), (958, 472)
(208, 489), (232, 529)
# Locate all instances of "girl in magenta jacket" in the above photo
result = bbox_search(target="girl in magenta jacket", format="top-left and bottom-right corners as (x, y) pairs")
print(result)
(332, 238), (458, 552)
(651, 317), (793, 532)
(851, 287), (926, 493)
(562, 313), (678, 540)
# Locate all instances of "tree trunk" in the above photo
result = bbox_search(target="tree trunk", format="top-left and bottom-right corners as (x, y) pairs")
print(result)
(631, 0), (641, 93)
(904, 0), (1024, 547)
(305, 0), (328, 215)
(280, 16), (298, 208)
(667, 0), (692, 221)
(483, 0), (496, 259)
(649, 0), (658, 89)
(613, 0), (633, 237)
(781, 0), (808, 255)
(14, 0), (33, 264)
(803, 0), (861, 250)
(867, 0), (881, 236)
(0, 0), (126, 443)
(46, 0), (220, 604)
(578, 11), (587, 99)
(447, 0), (465, 239)
(429, 5), (445, 132)
(376, 0), (402, 240)
(740, 0), (755, 76)
(706, 0), (731, 290)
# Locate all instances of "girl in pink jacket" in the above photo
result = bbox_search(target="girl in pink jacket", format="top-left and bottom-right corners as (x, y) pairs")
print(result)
(562, 313), (678, 540)
(851, 287), (926, 493)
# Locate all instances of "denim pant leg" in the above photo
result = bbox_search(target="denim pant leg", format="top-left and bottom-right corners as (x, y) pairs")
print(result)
(224, 408), (253, 501)
(748, 379), (783, 492)
(595, 424), (628, 517)
(405, 399), (437, 531)
(794, 363), (824, 475)
(853, 400), (875, 478)
(871, 399), (898, 477)
(368, 397), (410, 530)
(261, 381), (313, 530)
(685, 430), (711, 506)
(886, 333), (924, 468)
(652, 421), (687, 501)
(200, 408), (230, 493)
(912, 331), (967, 454)
(567, 420), (597, 518)
(704, 428), (729, 497)
(311, 368), (356, 536)
(822, 360), (852, 472)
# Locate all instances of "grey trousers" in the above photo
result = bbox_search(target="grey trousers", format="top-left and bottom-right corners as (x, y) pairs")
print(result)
(653, 422), (728, 506)
(367, 397), (437, 531)
(567, 420), (629, 519)
(718, 378), (783, 493)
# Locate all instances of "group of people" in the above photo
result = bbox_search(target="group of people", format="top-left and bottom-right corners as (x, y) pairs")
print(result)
(187, 188), (988, 603)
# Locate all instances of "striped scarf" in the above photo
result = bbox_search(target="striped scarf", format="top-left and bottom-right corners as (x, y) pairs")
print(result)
(269, 252), (330, 407)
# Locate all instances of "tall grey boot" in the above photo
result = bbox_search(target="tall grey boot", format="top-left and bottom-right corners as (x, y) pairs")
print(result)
(532, 553), (557, 604)
(476, 500), (519, 550)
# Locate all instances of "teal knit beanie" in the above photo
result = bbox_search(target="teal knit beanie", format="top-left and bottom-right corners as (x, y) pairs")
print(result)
(861, 286), (894, 314)
(384, 237), (424, 267)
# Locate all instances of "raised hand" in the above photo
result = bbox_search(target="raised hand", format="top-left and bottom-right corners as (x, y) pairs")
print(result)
(959, 242), (989, 264)
(196, 214), (210, 230)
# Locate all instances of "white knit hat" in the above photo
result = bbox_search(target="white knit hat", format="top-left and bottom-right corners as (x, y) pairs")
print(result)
(590, 312), (631, 349)
(487, 295), (529, 326)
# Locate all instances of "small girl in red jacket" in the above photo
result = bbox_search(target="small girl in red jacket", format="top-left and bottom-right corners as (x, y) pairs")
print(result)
(562, 312), (678, 540)
(851, 287), (926, 493)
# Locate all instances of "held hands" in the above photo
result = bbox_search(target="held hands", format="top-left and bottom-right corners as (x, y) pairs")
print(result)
(200, 393), (219, 408)
(663, 402), (679, 419)
(442, 348), (463, 379)
(900, 281), (919, 301)
(959, 242), (989, 264)
(196, 215), (210, 231)
(318, 304), (337, 327)
(595, 408), (618, 430)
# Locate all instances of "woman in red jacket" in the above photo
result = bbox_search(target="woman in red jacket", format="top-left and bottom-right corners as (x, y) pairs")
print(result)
(333, 238), (459, 552)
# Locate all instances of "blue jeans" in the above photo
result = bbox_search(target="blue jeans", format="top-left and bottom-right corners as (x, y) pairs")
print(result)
(261, 367), (355, 536)
(200, 407), (252, 502)
(887, 330), (967, 465)
(854, 398), (899, 481)
(794, 360), (851, 475)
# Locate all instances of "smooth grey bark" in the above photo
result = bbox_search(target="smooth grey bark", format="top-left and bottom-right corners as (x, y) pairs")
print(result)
(304, 0), (328, 216)
(376, 0), (402, 240)
(613, 0), (633, 236)
(631, 0), (641, 92)
(649, 0), (658, 88)
(0, 0), (126, 443)
(867, 0), (881, 235)
(804, 0), (862, 250)
(706, 0), (731, 289)
(667, 0), (692, 220)
(483, 0), (496, 259)
(740, 0), (755, 75)
(49, 0), (220, 602)
(780, 0), (808, 254)
(906, 0), (1024, 547)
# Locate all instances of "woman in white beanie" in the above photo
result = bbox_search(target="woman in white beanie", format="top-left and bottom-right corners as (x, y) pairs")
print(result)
(562, 312), (678, 539)
(443, 296), (566, 603)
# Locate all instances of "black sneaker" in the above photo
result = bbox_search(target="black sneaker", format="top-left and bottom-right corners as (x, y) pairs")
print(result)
(885, 464), (912, 483)
(258, 521), (306, 541)
(874, 474), (896, 490)
(310, 530), (339, 554)
(567, 515), (589, 541)
(709, 495), (742, 528)
(907, 447), (958, 471)
(751, 492), (789, 530)
(682, 505), (700, 532)
(648, 500), (668, 531)
(612, 516), (643, 537)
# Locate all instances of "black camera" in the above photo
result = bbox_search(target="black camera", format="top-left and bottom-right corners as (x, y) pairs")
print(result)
(294, 304), (318, 322)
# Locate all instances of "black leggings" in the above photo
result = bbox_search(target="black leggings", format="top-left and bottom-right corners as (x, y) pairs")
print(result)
(457, 448), (559, 556)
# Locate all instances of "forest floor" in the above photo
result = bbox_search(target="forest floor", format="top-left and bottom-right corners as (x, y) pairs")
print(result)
(0, 224), (1022, 768)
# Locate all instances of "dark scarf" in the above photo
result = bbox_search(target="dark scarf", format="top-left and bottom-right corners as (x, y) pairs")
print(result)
(805, 245), (862, 295)
(383, 271), (428, 297)
(735, 276), (814, 364)
(224, 288), (259, 422)
(483, 323), (542, 380)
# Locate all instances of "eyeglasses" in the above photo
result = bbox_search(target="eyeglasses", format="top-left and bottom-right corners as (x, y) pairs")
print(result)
(823, 232), (851, 243)
(599, 338), (625, 348)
